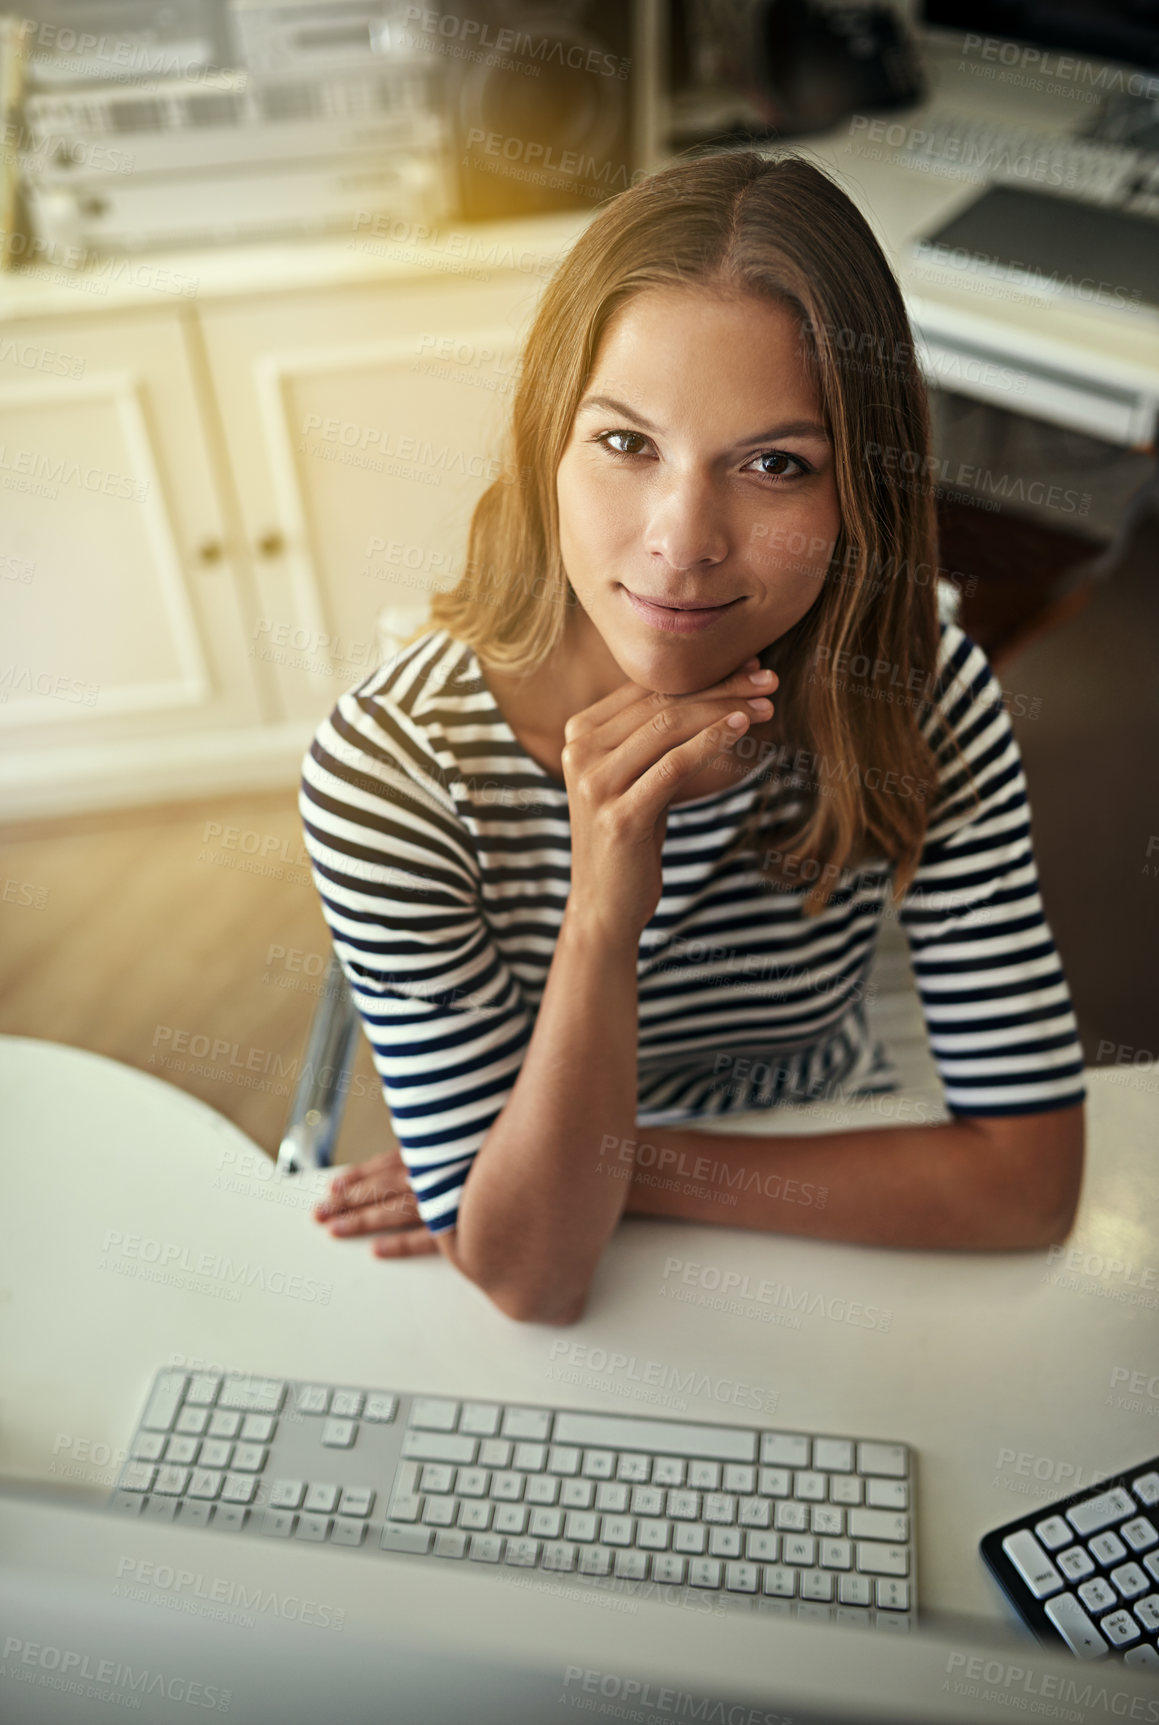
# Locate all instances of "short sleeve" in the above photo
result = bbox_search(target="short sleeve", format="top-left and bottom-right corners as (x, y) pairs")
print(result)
(897, 624), (1086, 1116)
(299, 675), (533, 1231)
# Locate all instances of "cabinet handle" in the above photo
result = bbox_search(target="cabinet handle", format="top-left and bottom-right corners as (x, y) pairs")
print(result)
(197, 538), (224, 565)
(257, 530), (285, 558)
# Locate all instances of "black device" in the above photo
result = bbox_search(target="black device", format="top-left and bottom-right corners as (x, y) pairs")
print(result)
(669, 0), (923, 145)
(980, 1454), (1159, 1667)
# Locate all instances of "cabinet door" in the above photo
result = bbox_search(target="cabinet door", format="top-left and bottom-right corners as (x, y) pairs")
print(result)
(0, 309), (263, 764)
(199, 270), (551, 722)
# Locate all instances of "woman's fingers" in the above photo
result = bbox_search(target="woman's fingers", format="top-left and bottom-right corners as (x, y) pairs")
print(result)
(314, 1150), (405, 1218)
(619, 708), (761, 822)
(328, 1192), (420, 1236)
(371, 1227), (439, 1259)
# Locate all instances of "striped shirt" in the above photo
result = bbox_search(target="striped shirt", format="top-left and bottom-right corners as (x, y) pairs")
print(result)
(299, 619), (1086, 1233)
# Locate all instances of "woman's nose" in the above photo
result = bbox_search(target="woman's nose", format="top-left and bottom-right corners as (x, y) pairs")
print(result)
(642, 475), (729, 571)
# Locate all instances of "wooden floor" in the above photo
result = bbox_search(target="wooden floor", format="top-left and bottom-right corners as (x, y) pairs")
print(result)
(0, 788), (389, 1167)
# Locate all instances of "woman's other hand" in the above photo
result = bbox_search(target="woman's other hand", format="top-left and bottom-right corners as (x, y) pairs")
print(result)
(311, 1148), (437, 1258)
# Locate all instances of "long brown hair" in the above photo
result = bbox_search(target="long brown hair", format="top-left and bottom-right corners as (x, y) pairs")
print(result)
(427, 150), (969, 913)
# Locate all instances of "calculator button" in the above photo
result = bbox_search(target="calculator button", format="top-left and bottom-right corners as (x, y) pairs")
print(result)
(1001, 1529), (1064, 1599)
(1034, 1516), (1071, 1551)
(1066, 1488), (1136, 1537)
(1121, 1517), (1158, 1553)
(1057, 1546), (1095, 1582)
(1101, 1610), (1141, 1647)
(1089, 1531), (1127, 1567)
(1078, 1577), (1117, 1614)
(1110, 1562), (1149, 1600)
(1043, 1593), (1109, 1658)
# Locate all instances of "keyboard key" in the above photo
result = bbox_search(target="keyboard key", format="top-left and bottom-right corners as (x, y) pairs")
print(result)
(527, 1507), (561, 1539)
(1057, 1546), (1095, 1582)
(459, 1502), (493, 1532)
(420, 1465), (455, 1495)
(582, 1450), (615, 1480)
(840, 1574), (872, 1606)
(726, 1561), (760, 1593)
(876, 1578), (910, 1611)
(199, 1440), (232, 1470)
(153, 1466), (190, 1496)
(503, 1538), (539, 1567)
(578, 1546), (612, 1576)
(270, 1479), (305, 1509)
(389, 1494), (422, 1523)
(501, 1407), (552, 1442)
(617, 1453), (651, 1484)
(526, 1475), (560, 1506)
(550, 1447), (582, 1476)
(560, 1479), (593, 1509)
(614, 1551), (647, 1581)
(601, 1516), (633, 1547)
(673, 1525), (706, 1555)
(1122, 1517), (1158, 1553)
(746, 1531), (779, 1563)
(739, 1497), (771, 1528)
(304, 1482), (340, 1514)
(782, 1535), (816, 1566)
(761, 1434), (809, 1469)
(492, 1472), (525, 1502)
(1034, 1516), (1071, 1551)
(175, 1408), (210, 1437)
(856, 1443), (907, 1478)
(812, 1507), (844, 1537)
(241, 1414), (276, 1442)
(763, 1565), (796, 1597)
(469, 1534), (503, 1563)
(856, 1542), (908, 1577)
(1089, 1531), (1127, 1567)
(565, 1512), (599, 1543)
(1043, 1593), (1108, 1658)
(689, 1461), (721, 1491)
(794, 1472), (826, 1502)
(322, 1419), (356, 1449)
(1132, 1473), (1159, 1508)
(179, 1501), (213, 1527)
(800, 1569), (833, 1601)
(258, 1510), (296, 1539)
(631, 1486), (664, 1518)
(1078, 1578), (1117, 1614)
(402, 1432), (476, 1465)
(330, 1392), (364, 1420)
(653, 1458), (685, 1487)
(513, 1443), (547, 1472)
(1001, 1530), (1063, 1599)
(1133, 1594), (1159, 1632)
(667, 1491), (699, 1521)
(459, 1403), (501, 1437)
(555, 1412), (755, 1463)
(221, 1473), (257, 1504)
(542, 1541), (577, 1571)
(813, 1440), (854, 1473)
(434, 1531), (468, 1559)
(1101, 1610), (1140, 1647)
(723, 1464), (756, 1494)
(1109, 1562), (1149, 1600)
(865, 1479), (906, 1510)
(820, 1539), (852, 1570)
(689, 1558), (723, 1588)
(423, 1498), (457, 1527)
(848, 1509), (909, 1543)
(332, 1518), (366, 1547)
(493, 1504), (528, 1535)
(708, 1528), (742, 1559)
(774, 1502), (808, 1533)
(364, 1394), (397, 1423)
(185, 1374), (220, 1405)
(187, 1470), (223, 1499)
(142, 1373), (187, 1432)
(635, 1518), (670, 1550)
(219, 1377), (283, 1413)
(479, 1439), (512, 1469)
(381, 1524), (431, 1554)
(410, 1398), (458, 1431)
(703, 1493), (736, 1524)
(830, 1476), (863, 1506)
(231, 1444), (266, 1473)
(1125, 1645), (1159, 1669)
(1066, 1488), (1137, 1537)
(760, 1467), (791, 1498)
(130, 1432), (167, 1462)
(208, 1412), (241, 1439)
(652, 1555), (686, 1585)
(213, 1505), (247, 1532)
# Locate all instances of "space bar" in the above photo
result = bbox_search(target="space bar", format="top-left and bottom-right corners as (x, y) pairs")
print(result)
(553, 1412), (755, 1461)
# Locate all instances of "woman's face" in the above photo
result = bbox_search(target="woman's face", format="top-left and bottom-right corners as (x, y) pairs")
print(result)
(556, 285), (840, 695)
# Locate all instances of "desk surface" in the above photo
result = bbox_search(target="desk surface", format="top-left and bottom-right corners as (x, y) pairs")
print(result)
(2, 1033), (1157, 1634)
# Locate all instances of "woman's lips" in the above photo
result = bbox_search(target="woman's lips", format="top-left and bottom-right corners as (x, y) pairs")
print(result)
(621, 588), (743, 634)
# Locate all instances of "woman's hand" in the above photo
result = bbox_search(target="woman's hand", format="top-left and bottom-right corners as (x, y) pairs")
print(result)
(561, 655), (777, 947)
(311, 1148), (437, 1258)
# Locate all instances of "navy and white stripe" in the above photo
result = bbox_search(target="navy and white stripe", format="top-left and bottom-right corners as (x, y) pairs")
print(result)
(299, 620), (1086, 1232)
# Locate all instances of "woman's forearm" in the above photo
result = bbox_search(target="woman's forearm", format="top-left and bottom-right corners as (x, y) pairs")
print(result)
(620, 1107), (1085, 1250)
(449, 907), (641, 1322)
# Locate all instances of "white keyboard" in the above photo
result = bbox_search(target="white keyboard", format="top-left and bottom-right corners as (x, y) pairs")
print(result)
(110, 1369), (919, 1631)
(894, 112), (1159, 213)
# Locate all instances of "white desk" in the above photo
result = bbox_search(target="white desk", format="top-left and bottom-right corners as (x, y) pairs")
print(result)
(2, 1035), (1158, 1722)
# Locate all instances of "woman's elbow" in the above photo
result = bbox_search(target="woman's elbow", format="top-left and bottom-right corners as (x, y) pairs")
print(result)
(436, 1233), (589, 1326)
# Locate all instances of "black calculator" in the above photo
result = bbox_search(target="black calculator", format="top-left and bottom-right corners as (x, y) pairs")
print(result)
(980, 1456), (1159, 1669)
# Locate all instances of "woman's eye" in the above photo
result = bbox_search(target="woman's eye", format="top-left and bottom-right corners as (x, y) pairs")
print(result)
(598, 429), (650, 456)
(748, 449), (808, 479)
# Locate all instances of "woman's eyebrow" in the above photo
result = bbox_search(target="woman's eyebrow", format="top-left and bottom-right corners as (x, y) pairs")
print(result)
(577, 393), (829, 445)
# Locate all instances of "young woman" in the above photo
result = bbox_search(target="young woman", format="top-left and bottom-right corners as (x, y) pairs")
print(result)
(301, 150), (1085, 1325)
